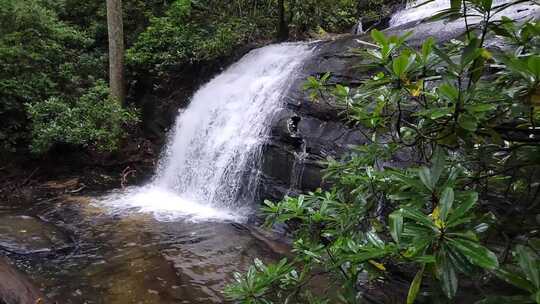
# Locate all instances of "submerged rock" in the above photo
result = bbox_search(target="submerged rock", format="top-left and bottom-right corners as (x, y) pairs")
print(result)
(0, 215), (72, 255)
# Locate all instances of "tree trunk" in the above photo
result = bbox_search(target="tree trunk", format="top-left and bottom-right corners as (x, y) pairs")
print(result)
(106, 0), (125, 104)
(277, 0), (289, 41)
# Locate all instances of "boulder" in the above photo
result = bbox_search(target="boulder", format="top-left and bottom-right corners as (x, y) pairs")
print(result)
(0, 257), (48, 304)
(0, 215), (72, 255)
(259, 36), (371, 201)
(258, 25), (470, 201)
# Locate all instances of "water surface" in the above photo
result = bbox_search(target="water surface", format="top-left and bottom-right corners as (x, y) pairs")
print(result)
(5, 195), (279, 304)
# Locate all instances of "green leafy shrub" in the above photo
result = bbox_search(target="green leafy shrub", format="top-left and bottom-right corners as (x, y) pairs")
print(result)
(289, 0), (359, 34)
(126, 0), (384, 76)
(126, 0), (270, 75)
(0, 0), (105, 153)
(226, 1), (540, 303)
(481, 245), (540, 304)
(26, 81), (139, 153)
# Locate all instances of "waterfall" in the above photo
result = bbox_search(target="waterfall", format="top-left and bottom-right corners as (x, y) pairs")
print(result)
(389, 0), (537, 28)
(102, 43), (313, 222)
(390, 0), (446, 27)
(287, 140), (308, 196)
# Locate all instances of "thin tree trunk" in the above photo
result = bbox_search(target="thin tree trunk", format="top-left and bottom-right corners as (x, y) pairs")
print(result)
(106, 0), (125, 104)
(277, 0), (289, 41)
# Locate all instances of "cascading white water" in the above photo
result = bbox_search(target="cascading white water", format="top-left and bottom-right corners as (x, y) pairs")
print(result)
(389, 0), (538, 28)
(390, 0), (450, 27)
(101, 43), (312, 222)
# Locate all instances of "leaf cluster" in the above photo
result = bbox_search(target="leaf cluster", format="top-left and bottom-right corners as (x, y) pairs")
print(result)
(227, 1), (540, 303)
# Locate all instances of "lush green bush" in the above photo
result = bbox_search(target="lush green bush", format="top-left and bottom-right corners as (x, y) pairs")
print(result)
(126, 0), (274, 75)
(126, 0), (384, 75)
(0, 0), (103, 152)
(26, 81), (139, 153)
(126, 13), (240, 73)
(226, 1), (540, 303)
(0, 0), (142, 154)
(289, 0), (359, 34)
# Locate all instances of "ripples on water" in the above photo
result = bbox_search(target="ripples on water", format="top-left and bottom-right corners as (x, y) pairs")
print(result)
(8, 195), (279, 304)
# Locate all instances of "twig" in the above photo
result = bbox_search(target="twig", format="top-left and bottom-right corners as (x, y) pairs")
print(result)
(20, 167), (39, 187)
(67, 184), (87, 193)
(121, 166), (137, 188)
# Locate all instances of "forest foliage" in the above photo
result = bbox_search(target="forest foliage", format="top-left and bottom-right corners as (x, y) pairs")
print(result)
(0, 0), (377, 155)
(225, 0), (540, 303)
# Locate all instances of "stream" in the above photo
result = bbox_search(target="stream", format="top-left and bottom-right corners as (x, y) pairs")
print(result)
(2, 194), (279, 303)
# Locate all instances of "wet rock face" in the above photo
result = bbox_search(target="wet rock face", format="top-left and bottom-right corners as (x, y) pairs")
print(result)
(0, 215), (72, 255)
(258, 24), (468, 202)
(260, 37), (370, 202)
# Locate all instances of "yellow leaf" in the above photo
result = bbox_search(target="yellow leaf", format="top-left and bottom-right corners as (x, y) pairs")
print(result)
(369, 260), (386, 271)
(402, 77), (411, 85)
(480, 48), (492, 60)
(431, 206), (445, 229)
(411, 81), (423, 97)
(530, 87), (540, 106)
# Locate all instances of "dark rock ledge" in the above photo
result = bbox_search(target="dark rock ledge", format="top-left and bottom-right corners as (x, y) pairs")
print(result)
(260, 36), (371, 201)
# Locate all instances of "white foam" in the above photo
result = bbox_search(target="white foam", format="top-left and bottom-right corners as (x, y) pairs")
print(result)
(390, 0), (538, 28)
(100, 186), (248, 222)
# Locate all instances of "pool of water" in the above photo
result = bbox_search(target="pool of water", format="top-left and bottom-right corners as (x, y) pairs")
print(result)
(3, 194), (279, 304)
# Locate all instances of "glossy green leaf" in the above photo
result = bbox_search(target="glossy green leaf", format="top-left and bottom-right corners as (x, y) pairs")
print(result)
(389, 212), (403, 244)
(495, 268), (535, 293)
(448, 238), (499, 269)
(516, 245), (540, 288)
(465, 103), (496, 112)
(443, 166), (463, 189)
(437, 250), (458, 299)
(400, 207), (437, 229)
(528, 55), (540, 80)
(431, 148), (446, 188)
(371, 29), (386, 47)
(447, 244), (476, 274)
(434, 47), (458, 70)
(421, 37), (435, 60)
(407, 265), (425, 304)
(429, 107), (453, 119)
(419, 167), (435, 191)
(458, 114), (478, 131)
(391, 170), (428, 191)
(403, 234), (434, 258)
(481, 0), (493, 11)
(447, 192), (478, 227)
(461, 38), (481, 67)
(470, 56), (487, 84)
(366, 231), (385, 249)
(439, 187), (454, 222)
(414, 255), (436, 264)
(393, 53), (416, 77)
(438, 83), (459, 101)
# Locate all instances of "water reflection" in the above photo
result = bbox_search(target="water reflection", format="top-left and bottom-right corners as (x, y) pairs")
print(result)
(4, 195), (279, 304)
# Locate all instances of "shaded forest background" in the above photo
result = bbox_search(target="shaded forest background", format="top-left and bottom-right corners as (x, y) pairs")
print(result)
(0, 0), (397, 157)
